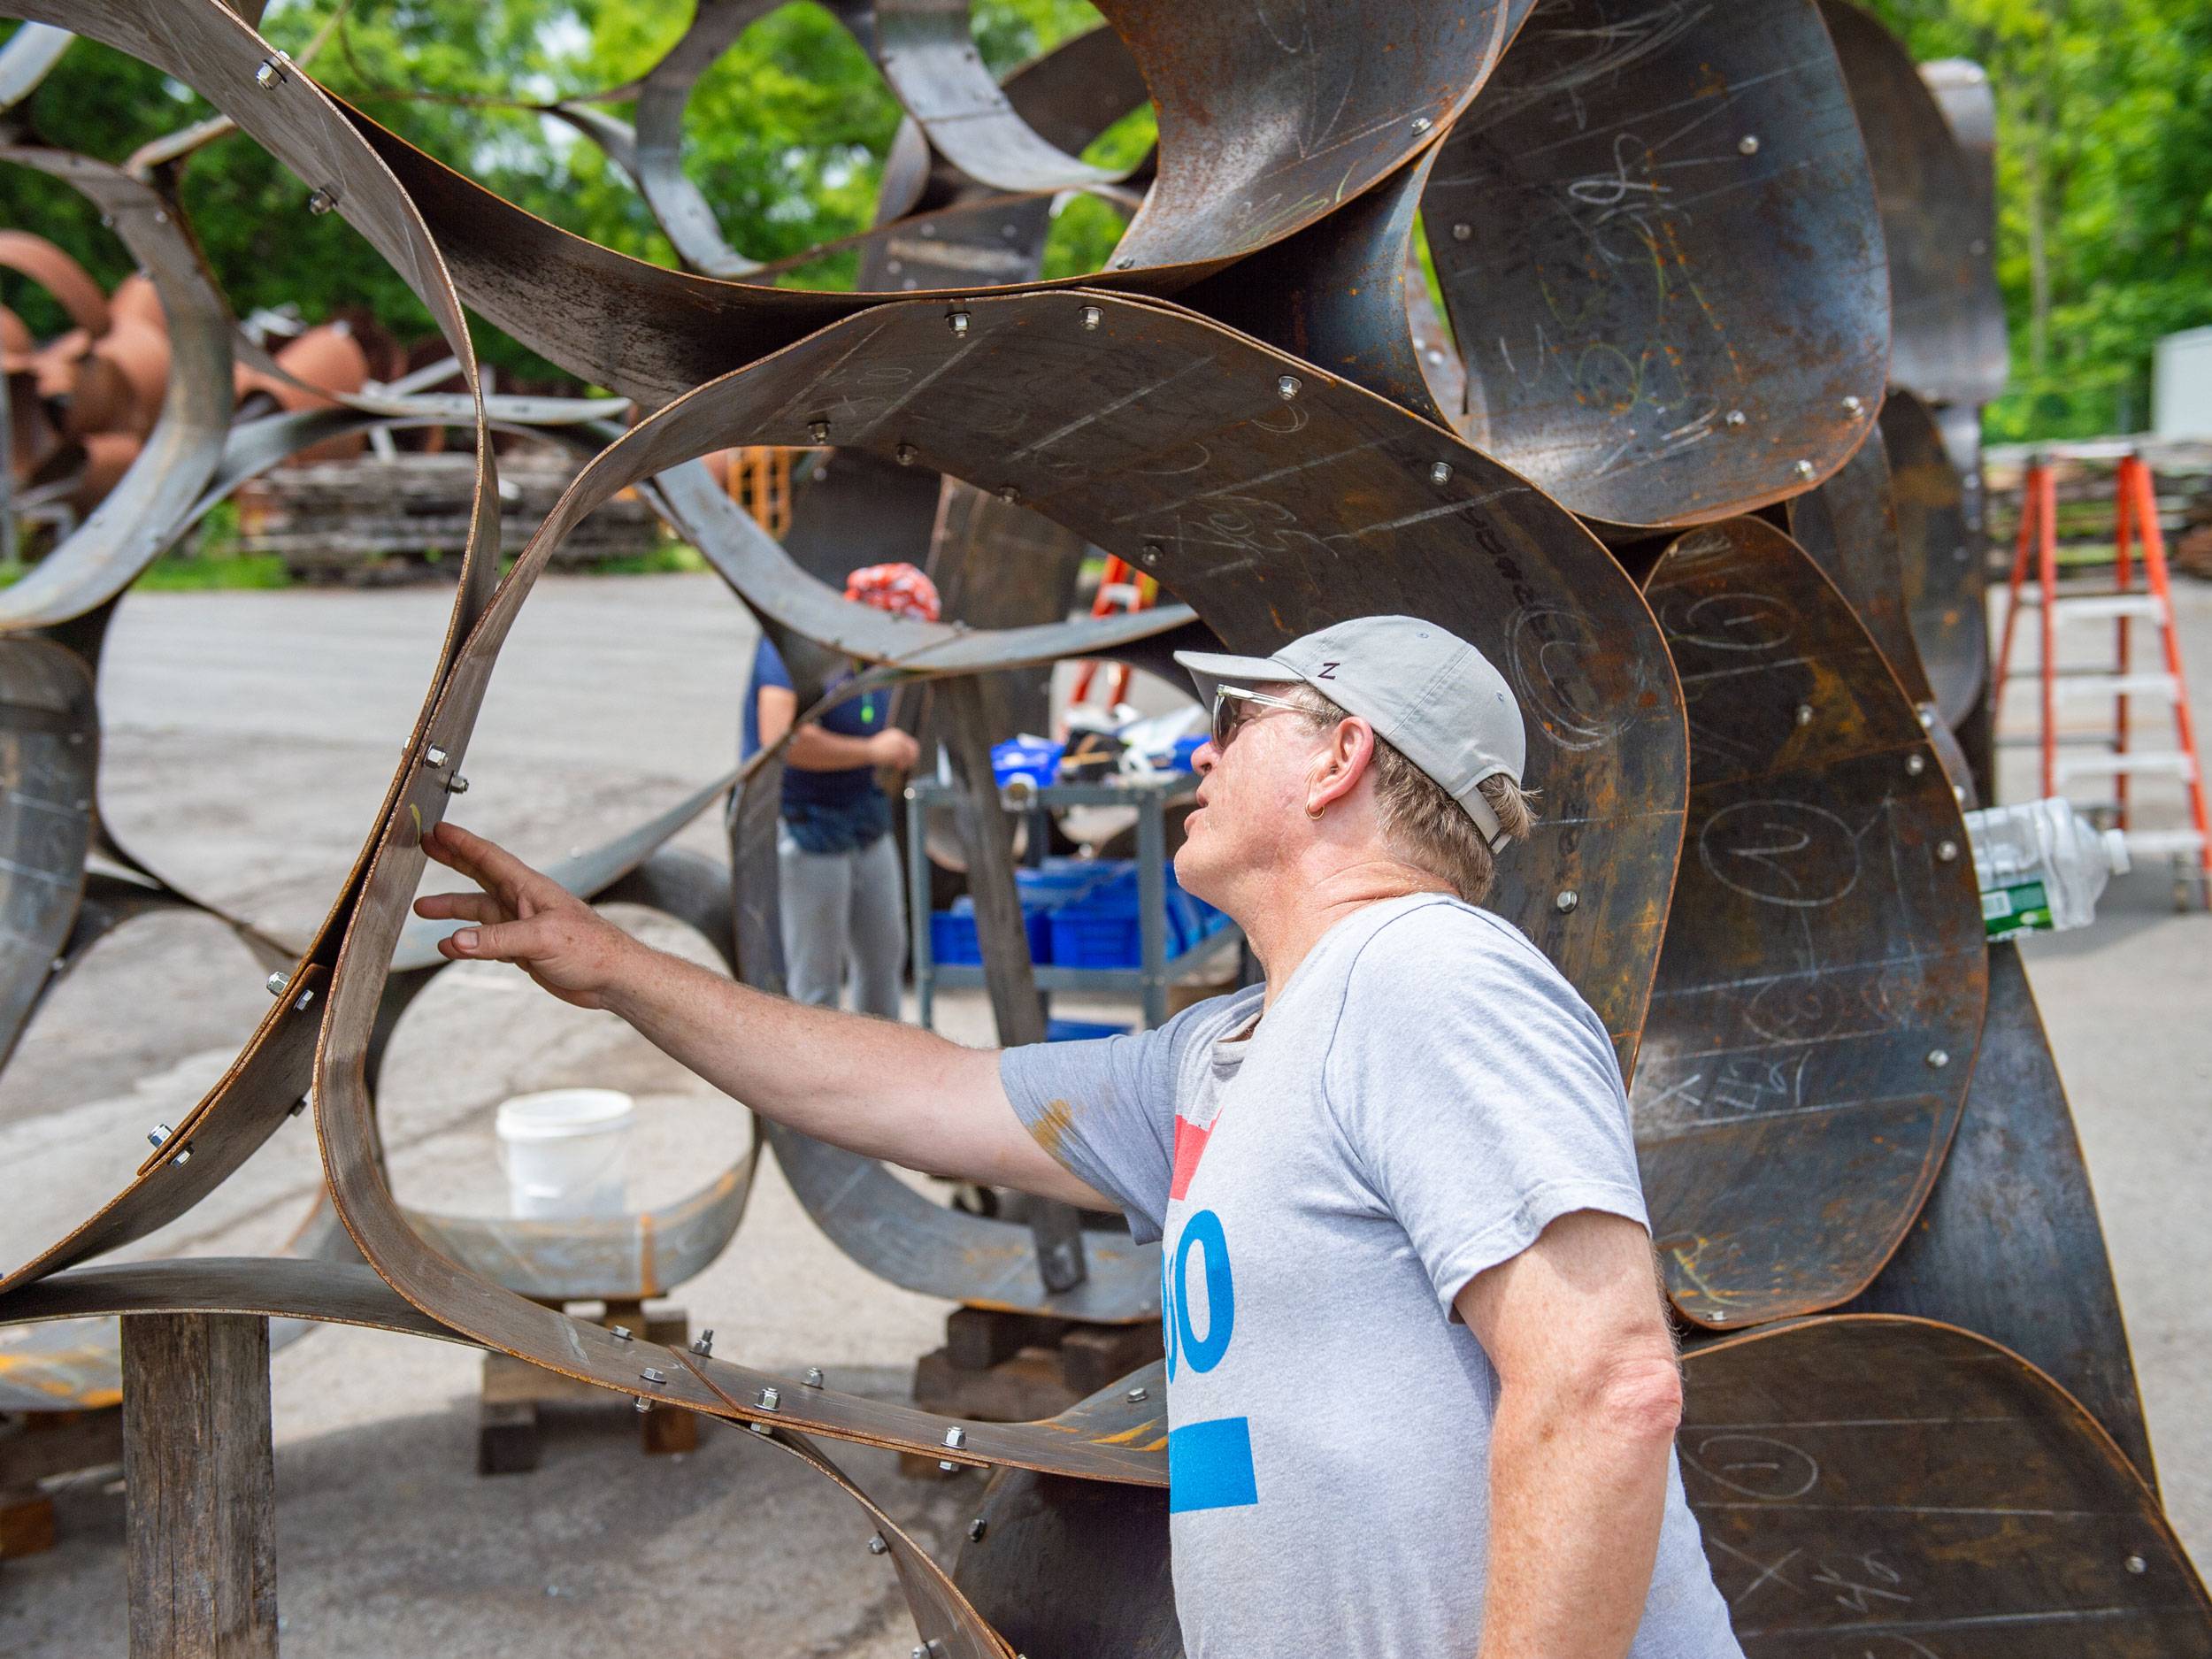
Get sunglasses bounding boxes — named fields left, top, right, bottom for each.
left=1210, top=683, right=1305, bottom=752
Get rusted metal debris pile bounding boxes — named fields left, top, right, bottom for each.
left=0, top=2, right=2207, bottom=1653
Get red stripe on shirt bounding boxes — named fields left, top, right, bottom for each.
left=1170, top=1114, right=1211, bottom=1202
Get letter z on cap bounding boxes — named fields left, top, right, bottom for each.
left=1174, top=616, right=1527, bottom=850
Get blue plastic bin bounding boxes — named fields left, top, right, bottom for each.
left=931, top=895, right=1052, bottom=964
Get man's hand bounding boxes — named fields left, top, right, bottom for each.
left=415, top=821, right=645, bottom=1010
left=1456, top=1210, right=1683, bottom=1659
left=411, top=819, right=1114, bottom=1211
left=867, top=727, right=921, bottom=771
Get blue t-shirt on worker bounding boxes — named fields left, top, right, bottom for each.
left=745, top=635, right=894, bottom=850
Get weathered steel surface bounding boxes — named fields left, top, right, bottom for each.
left=1881, top=386, right=1986, bottom=732
left=1785, top=420, right=1938, bottom=709
left=1424, top=0, right=1888, bottom=528
left=1824, top=0, right=2009, bottom=412
left=0, top=635, right=97, bottom=1075
left=1634, top=518, right=1984, bottom=1328
left=1841, top=944, right=2155, bottom=1485
left=1686, top=1317, right=2211, bottom=1655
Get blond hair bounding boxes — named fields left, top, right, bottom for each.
left=1287, top=686, right=1535, bottom=903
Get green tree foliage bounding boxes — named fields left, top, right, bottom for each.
left=1870, top=0, right=2212, bottom=439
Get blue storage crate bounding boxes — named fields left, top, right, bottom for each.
left=932, top=895, right=1052, bottom=964
left=1048, top=911, right=1145, bottom=969
left=930, top=906, right=982, bottom=965
left=1047, top=1017, right=1130, bottom=1042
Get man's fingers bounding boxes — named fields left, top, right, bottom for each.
left=440, top=916, right=544, bottom=964
left=412, top=890, right=501, bottom=924
left=425, top=821, right=557, bottom=904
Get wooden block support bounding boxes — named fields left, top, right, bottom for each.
left=120, top=1312, right=276, bottom=1659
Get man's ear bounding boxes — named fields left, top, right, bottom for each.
left=1306, top=718, right=1373, bottom=817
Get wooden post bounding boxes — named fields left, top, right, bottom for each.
left=938, top=674, right=1088, bottom=1293
left=120, top=1313, right=277, bottom=1659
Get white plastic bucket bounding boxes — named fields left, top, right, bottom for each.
left=495, top=1088, right=634, bottom=1220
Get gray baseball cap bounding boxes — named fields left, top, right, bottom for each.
left=1174, top=616, right=1527, bottom=849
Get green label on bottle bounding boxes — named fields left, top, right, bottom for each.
left=1983, top=879, right=2054, bottom=941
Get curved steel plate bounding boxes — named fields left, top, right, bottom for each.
left=1784, top=418, right=1937, bottom=707
left=1882, top=386, right=1985, bottom=730
left=1634, top=517, right=1985, bottom=1327
left=1423, top=0, right=1887, bottom=528
left=1823, top=0, right=2008, bottom=410
left=1687, top=1316, right=2211, bottom=1654
left=1841, top=944, right=2155, bottom=1485
left=0, top=635, right=97, bottom=1073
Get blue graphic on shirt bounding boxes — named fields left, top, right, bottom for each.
left=1168, top=1416, right=1257, bottom=1513
left=1162, top=1206, right=1258, bottom=1511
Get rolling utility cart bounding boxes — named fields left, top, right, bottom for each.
left=905, top=770, right=1243, bottom=1032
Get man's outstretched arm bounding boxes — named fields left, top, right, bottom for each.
left=415, top=820, right=1110, bottom=1206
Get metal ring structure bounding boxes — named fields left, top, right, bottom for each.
left=0, top=0, right=2204, bottom=1651
left=1633, top=515, right=1985, bottom=1330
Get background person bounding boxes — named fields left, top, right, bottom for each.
left=423, top=614, right=1740, bottom=1658
left=741, top=562, right=931, bottom=1018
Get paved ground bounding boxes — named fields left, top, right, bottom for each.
left=0, top=570, right=2207, bottom=1655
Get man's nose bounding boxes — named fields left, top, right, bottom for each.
left=1192, top=740, right=1219, bottom=775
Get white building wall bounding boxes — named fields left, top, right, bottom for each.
left=2154, top=326, right=2212, bottom=438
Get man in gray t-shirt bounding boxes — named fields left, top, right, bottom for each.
left=416, top=614, right=1741, bottom=1657
left=1000, top=897, right=1737, bottom=1654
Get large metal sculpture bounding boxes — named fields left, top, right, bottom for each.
left=0, top=2, right=2204, bottom=1654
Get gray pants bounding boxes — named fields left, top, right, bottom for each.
left=776, top=824, right=906, bottom=1018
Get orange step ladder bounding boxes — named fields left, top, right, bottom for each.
left=1993, top=449, right=2211, bottom=899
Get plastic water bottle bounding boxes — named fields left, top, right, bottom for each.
left=1962, top=796, right=2131, bottom=942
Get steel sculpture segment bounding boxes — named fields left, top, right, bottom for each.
left=1882, top=385, right=1987, bottom=732
left=1842, top=944, right=2157, bottom=1485
left=0, top=149, right=235, bottom=631
left=1784, top=417, right=1939, bottom=709
left=1634, top=516, right=1985, bottom=1328
left=1422, top=0, right=1888, bottom=529
left=0, top=636, right=97, bottom=1072
left=284, top=287, right=1670, bottom=1474
left=1686, top=1316, right=2212, bottom=1655
left=1823, top=0, right=2009, bottom=411
left=0, top=18, right=70, bottom=108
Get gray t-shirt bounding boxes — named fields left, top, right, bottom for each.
left=1001, top=894, right=1741, bottom=1658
